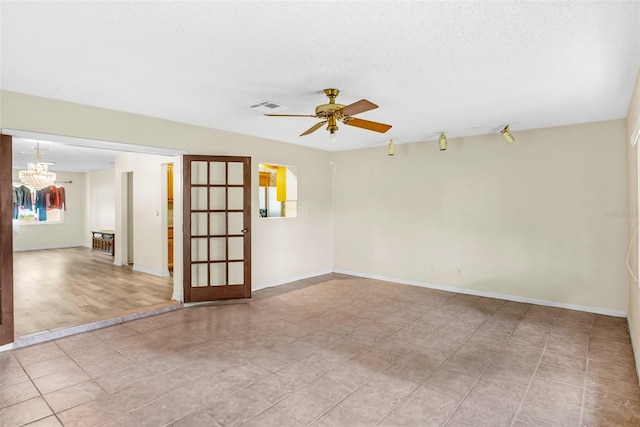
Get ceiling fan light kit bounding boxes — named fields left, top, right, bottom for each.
left=265, top=88, right=392, bottom=143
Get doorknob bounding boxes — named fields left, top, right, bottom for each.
left=241, top=228, right=250, bottom=233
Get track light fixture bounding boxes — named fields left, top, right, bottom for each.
left=501, top=125, right=515, bottom=143
left=388, top=139, right=395, bottom=156
left=439, top=133, right=447, bottom=151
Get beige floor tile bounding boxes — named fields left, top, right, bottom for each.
left=91, top=323, right=140, bottom=344
left=277, top=387, right=335, bottom=425
left=55, top=332, right=108, bottom=356
left=130, top=389, right=203, bottom=427
left=535, top=362, right=585, bottom=387
left=0, top=367, right=30, bottom=391
left=583, top=389, right=640, bottom=422
left=249, top=374, right=300, bottom=404
left=13, top=342, right=66, bottom=367
left=4, top=276, right=639, bottom=427
left=447, top=399, right=516, bottom=427
left=379, top=385, right=462, bottom=426
left=72, top=347, right=136, bottom=378
left=512, top=414, right=555, bottom=426
left=26, top=416, right=64, bottom=426
left=0, top=396, right=53, bottom=426
left=100, top=413, right=141, bottom=427
left=171, top=411, right=221, bottom=427
left=43, top=380, right=107, bottom=413
left=0, top=379, right=40, bottom=409
left=339, top=374, right=418, bottom=423
left=519, top=394, right=581, bottom=426
left=540, top=349, right=587, bottom=371
left=93, top=364, right=155, bottom=394
left=313, top=401, right=379, bottom=426
left=527, top=375, right=583, bottom=406
left=241, top=407, right=302, bottom=427
left=204, top=388, right=272, bottom=426
left=57, top=395, right=126, bottom=426
left=23, top=354, right=78, bottom=380
left=32, top=365, right=91, bottom=395
left=303, top=374, right=355, bottom=403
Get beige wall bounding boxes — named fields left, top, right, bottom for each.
left=85, top=167, right=116, bottom=247
left=1, top=90, right=334, bottom=292
left=114, top=152, right=173, bottom=277
left=2, top=89, right=632, bottom=317
left=627, top=68, right=640, bottom=379
left=12, top=170, right=87, bottom=250
left=333, top=120, right=628, bottom=314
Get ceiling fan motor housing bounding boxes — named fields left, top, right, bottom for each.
left=315, top=103, right=346, bottom=118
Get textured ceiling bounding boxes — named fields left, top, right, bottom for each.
left=2, top=1, right=640, bottom=156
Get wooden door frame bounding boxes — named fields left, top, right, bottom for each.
left=182, top=155, right=252, bottom=303
left=0, top=134, right=15, bottom=345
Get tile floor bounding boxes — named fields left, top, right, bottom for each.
left=1, top=274, right=639, bottom=426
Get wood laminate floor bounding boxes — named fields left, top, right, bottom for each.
left=13, top=247, right=174, bottom=337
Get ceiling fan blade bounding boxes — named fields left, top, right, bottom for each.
left=344, top=117, right=392, bottom=133
left=337, top=99, right=378, bottom=117
left=300, top=121, right=327, bottom=136
left=264, top=114, right=318, bottom=117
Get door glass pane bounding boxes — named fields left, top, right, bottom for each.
left=229, top=262, right=244, bottom=285
left=228, top=212, right=244, bottom=235
left=228, top=237, right=243, bottom=260
left=191, top=213, right=208, bottom=236
left=209, top=162, right=225, bottom=185
left=228, top=162, right=243, bottom=185
left=191, top=187, right=208, bottom=210
left=210, top=263, right=226, bottom=286
left=191, top=238, right=208, bottom=262
left=209, top=213, right=226, bottom=235
left=228, top=187, right=243, bottom=210
left=209, top=187, right=226, bottom=210
left=209, top=237, right=226, bottom=261
left=191, top=161, right=208, bottom=185
left=192, top=264, right=208, bottom=287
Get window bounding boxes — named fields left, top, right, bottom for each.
left=258, top=163, right=297, bottom=218
left=12, top=184, right=65, bottom=224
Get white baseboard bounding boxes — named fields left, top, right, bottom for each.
left=334, top=269, right=628, bottom=318
left=132, top=264, right=170, bottom=277
left=252, top=269, right=333, bottom=292
left=13, top=243, right=84, bottom=252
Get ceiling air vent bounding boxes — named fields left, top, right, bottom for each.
left=247, top=100, right=288, bottom=114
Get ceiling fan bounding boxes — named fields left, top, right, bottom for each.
left=265, top=89, right=392, bottom=141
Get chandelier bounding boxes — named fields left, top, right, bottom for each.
left=19, top=143, right=56, bottom=190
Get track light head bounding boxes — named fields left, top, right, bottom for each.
left=501, top=125, right=515, bottom=143
left=439, top=133, right=447, bottom=151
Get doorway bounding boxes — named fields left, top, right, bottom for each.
left=4, top=130, right=186, bottom=342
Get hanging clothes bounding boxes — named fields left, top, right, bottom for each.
left=35, top=189, right=47, bottom=222
left=18, top=185, right=33, bottom=210
left=58, top=186, right=66, bottom=210
left=44, top=185, right=66, bottom=210
left=12, top=186, right=19, bottom=219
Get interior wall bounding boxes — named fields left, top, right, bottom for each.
left=333, top=120, right=628, bottom=314
left=1, top=90, right=334, bottom=290
left=11, top=170, right=87, bottom=251
left=114, top=152, right=172, bottom=276
left=626, top=68, right=640, bottom=379
left=84, top=167, right=115, bottom=247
